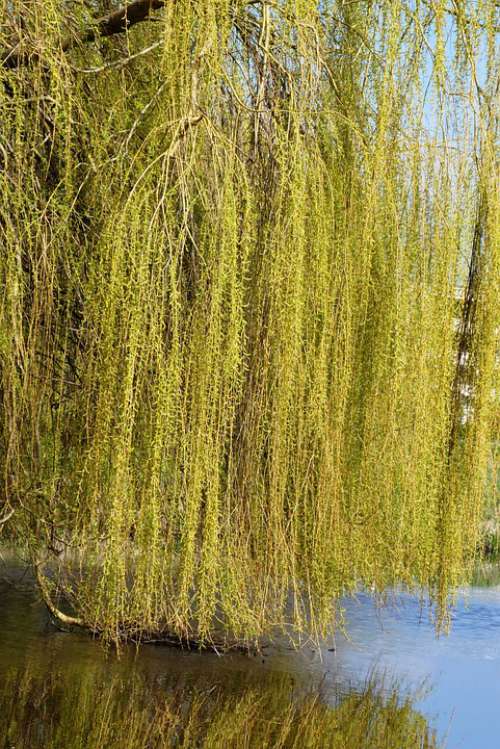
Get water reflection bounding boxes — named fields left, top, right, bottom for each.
left=0, top=563, right=439, bottom=748
left=1, top=662, right=439, bottom=749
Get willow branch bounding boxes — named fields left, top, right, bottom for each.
left=1, top=0, right=167, bottom=70
left=35, top=562, right=85, bottom=628
left=35, top=560, right=249, bottom=650
left=73, top=39, right=162, bottom=73
left=0, top=506, right=14, bottom=527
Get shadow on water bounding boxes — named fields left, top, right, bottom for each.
left=0, top=560, right=440, bottom=749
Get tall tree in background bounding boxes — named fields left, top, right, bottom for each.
left=0, top=0, right=498, bottom=646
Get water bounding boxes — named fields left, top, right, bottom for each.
left=1, top=560, right=499, bottom=748
left=290, top=585, right=500, bottom=748
left=331, top=588, right=500, bottom=748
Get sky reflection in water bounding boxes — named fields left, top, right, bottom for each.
left=323, top=586, right=500, bottom=749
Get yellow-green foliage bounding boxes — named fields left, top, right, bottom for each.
left=0, top=1, right=498, bottom=644
left=1, top=664, right=440, bottom=748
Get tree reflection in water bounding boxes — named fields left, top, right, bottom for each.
left=1, top=661, right=438, bottom=748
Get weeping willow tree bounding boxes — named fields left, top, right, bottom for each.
left=0, top=0, right=498, bottom=647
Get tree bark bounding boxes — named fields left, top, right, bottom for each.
left=35, top=562, right=85, bottom=628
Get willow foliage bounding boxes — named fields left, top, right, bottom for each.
left=0, top=1, right=498, bottom=646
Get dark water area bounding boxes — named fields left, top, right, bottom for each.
left=1, top=558, right=499, bottom=748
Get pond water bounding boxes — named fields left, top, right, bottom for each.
left=0, top=559, right=499, bottom=748
left=324, top=587, right=500, bottom=748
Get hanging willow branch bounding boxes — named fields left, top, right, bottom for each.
left=1, top=0, right=498, bottom=648
left=34, top=560, right=251, bottom=651
left=0, top=505, right=14, bottom=527
left=1, top=0, right=167, bottom=69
